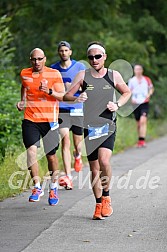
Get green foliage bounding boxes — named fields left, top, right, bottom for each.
left=0, top=0, right=167, bottom=200
left=0, top=0, right=167, bottom=159
left=1, top=0, right=166, bottom=92
left=151, top=76, right=167, bottom=118
left=0, top=15, right=22, bottom=160
left=1, top=0, right=167, bottom=78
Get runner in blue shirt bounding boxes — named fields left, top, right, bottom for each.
left=51, top=41, right=85, bottom=189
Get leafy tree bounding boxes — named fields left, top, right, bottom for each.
left=0, top=0, right=167, bottom=149
left=0, top=15, right=22, bottom=161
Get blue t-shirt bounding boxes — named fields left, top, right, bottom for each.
left=51, top=60, right=86, bottom=112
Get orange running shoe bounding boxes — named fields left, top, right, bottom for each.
left=93, top=203, right=105, bottom=220
left=74, top=153, right=83, bottom=172
left=102, top=196, right=113, bottom=217
left=58, top=176, right=73, bottom=190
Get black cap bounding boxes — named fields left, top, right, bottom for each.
left=58, top=41, right=71, bottom=50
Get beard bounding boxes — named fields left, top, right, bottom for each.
left=60, top=56, right=70, bottom=62
left=33, top=65, right=41, bottom=72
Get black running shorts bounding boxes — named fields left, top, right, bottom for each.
left=133, top=102, right=149, bottom=121
left=58, top=110, right=83, bottom=136
left=22, top=119, right=59, bottom=155
left=84, top=125, right=116, bottom=161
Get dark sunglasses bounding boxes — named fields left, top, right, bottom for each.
left=30, top=56, right=45, bottom=62
left=88, top=54, right=103, bottom=60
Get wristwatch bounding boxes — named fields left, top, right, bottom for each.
left=48, top=88, right=53, bottom=95
left=116, top=102, right=121, bottom=109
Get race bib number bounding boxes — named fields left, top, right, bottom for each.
left=70, top=108, right=83, bottom=116
left=88, top=123, right=109, bottom=140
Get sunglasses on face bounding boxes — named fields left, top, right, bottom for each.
left=30, top=56, right=45, bottom=62
left=87, top=54, right=103, bottom=60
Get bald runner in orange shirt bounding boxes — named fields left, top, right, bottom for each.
left=17, top=48, right=65, bottom=206
left=21, top=67, right=63, bottom=123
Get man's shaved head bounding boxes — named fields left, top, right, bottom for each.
left=29, top=48, right=46, bottom=72
left=30, top=48, right=45, bottom=58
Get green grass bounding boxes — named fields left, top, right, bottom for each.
left=0, top=118, right=167, bottom=201
left=114, top=116, right=167, bottom=153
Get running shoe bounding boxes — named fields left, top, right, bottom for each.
left=93, top=203, right=105, bottom=220
left=29, top=187, right=44, bottom=202
left=137, top=140, right=146, bottom=148
left=59, top=176, right=73, bottom=190
left=48, top=188, right=59, bottom=206
left=74, top=152, right=83, bottom=172
left=102, top=196, right=113, bottom=217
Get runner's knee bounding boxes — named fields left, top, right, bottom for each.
left=140, top=115, right=147, bottom=124
left=99, top=158, right=110, bottom=169
left=46, top=154, right=56, bottom=162
left=27, top=145, right=37, bottom=159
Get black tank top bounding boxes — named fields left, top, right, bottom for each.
left=82, top=69, right=116, bottom=127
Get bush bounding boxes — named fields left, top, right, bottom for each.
left=0, top=15, right=22, bottom=161
left=151, top=76, right=167, bottom=118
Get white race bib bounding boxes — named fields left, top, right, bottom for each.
left=70, top=108, right=83, bottom=117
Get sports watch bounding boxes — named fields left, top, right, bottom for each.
left=48, top=89, right=53, bottom=95
left=116, top=102, right=121, bottom=109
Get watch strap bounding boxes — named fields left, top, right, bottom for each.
left=48, top=88, right=53, bottom=95
left=116, top=102, right=121, bottom=109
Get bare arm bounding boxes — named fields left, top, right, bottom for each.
left=21, top=85, right=26, bottom=101
left=107, top=70, right=131, bottom=112
left=16, top=85, right=26, bottom=111
left=148, top=86, right=154, bottom=97
left=39, top=79, right=65, bottom=101
left=114, top=70, right=131, bottom=106
left=51, top=90, right=65, bottom=101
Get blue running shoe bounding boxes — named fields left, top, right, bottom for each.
left=29, top=187, right=44, bottom=202
left=48, top=188, right=59, bottom=206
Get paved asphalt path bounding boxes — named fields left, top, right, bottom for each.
left=0, top=136, right=167, bottom=252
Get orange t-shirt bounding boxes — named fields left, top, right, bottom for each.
left=20, top=66, right=64, bottom=122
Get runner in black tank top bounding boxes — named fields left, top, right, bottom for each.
left=82, top=68, right=117, bottom=162
left=63, top=41, right=131, bottom=220
left=83, top=68, right=116, bottom=126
